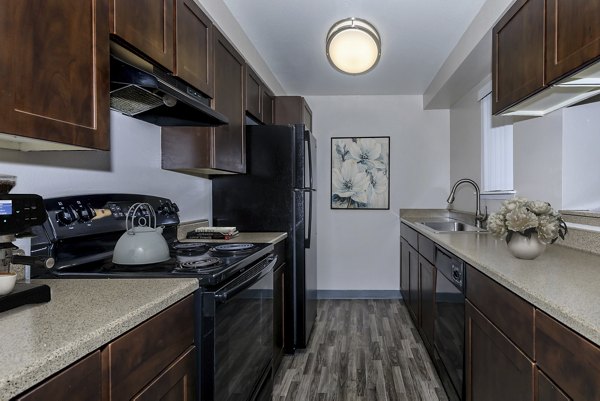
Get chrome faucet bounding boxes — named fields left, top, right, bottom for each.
left=447, top=178, right=487, bottom=228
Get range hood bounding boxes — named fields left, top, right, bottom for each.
left=109, top=43, right=228, bottom=127
left=502, top=61, right=600, bottom=117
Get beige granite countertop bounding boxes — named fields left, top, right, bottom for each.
left=400, top=209, right=600, bottom=347
left=0, top=278, right=198, bottom=400
left=177, top=221, right=287, bottom=244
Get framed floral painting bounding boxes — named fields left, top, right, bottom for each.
left=331, top=136, right=390, bottom=209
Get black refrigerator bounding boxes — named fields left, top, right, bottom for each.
left=212, top=124, right=317, bottom=351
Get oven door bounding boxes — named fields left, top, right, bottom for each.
left=202, top=255, right=276, bottom=401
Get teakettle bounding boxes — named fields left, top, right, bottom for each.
left=112, top=203, right=170, bottom=265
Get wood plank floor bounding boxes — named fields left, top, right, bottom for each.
left=273, top=299, right=448, bottom=401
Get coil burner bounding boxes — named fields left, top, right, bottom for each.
left=211, top=243, right=256, bottom=255
left=176, top=257, right=222, bottom=272
left=171, top=241, right=210, bottom=257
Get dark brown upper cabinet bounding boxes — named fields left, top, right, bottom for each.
left=245, top=65, right=275, bottom=124
left=492, top=0, right=545, bottom=114
left=0, top=0, right=110, bottom=150
left=546, top=0, right=600, bottom=84
left=110, top=0, right=175, bottom=71
left=111, top=0, right=214, bottom=97
left=275, top=96, right=313, bottom=131
left=493, top=0, right=600, bottom=115
left=174, top=0, right=214, bottom=98
left=162, top=29, right=246, bottom=175
left=262, top=87, right=275, bottom=125
left=246, top=66, right=262, bottom=121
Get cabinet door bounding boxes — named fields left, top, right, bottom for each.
left=16, top=351, right=102, bottom=401
left=246, top=66, right=262, bottom=121
left=536, top=369, right=570, bottom=401
left=465, top=301, right=534, bottom=401
left=407, top=243, right=420, bottom=325
left=175, top=0, right=213, bottom=97
left=492, top=0, right=545, bottom=114
left=400, top=238, right=410, bottom=303
left=274, top=96, right=313, bottom=131
left=273, top=263, right=285, bottom=372
left=546, top=0, right=600, bottom=83
left=262, top=88, right=275, bottom=125
left=419, top=256, right=435, bottom=352
left=536, top=310, right=600, bottom=401
left=0, top=0, right=109, bottom=150
left=110, top=0, right=174, bottom=71
left=132, top=346, right=196, bottom=401
left=212, top=29, right=246, bottom=173
left=105, top=296, right=194, bottom=401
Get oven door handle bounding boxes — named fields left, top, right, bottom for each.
left=214, top=255, right=277, bottom=303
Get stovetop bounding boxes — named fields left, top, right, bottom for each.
left=50, top=241, right=273, bottom=286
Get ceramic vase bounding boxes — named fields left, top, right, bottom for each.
left=507, top=232, right=546, bottom=260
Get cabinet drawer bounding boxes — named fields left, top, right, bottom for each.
left=105, top=295, right=195, bottom=401
left=466, top=266, right=534, bottom=358
left=132, top=346, right=196, bottom=401
left=536, top=310, right=600, bottom=401
left=400, top=222, right=418, bottom=250
left=418, top=234, right=435, bottom=264
left=16, top=351, right=102, bottom=401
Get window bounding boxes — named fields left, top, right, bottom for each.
left=480, top=92, right=514, bottom=192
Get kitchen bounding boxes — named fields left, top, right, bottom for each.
left=1, top=0, right=600, bottom=400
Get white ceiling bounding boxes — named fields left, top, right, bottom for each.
left=223, top=0, right=488, bottom=96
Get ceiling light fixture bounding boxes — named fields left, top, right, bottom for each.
left=326, top=18, right=381, bottom=75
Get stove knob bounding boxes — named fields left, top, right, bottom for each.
left=158, top=202, right=173, bottom=215
left=79, top=204, right=96, bottom=222
left=56, top=205, right=79, bottom=225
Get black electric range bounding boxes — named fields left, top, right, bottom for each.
left=29, top=193, right=275, bottom=401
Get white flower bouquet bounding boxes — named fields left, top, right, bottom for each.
left=487, top=197, right=568, bottom=244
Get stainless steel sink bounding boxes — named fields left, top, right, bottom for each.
left=416, top=220, right=487, bottom=233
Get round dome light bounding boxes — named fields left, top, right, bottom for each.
left=326, top=18, right=381, bottom=75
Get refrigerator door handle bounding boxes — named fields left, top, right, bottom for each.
left=306, top=190, right=312, bottom=248
left=305, top=130, right=314, bottom=190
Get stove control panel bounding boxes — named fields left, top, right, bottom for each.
left=35, top=194, right=180, bottom=239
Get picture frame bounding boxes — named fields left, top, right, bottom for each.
left=331, top=136, right=390, bottom=210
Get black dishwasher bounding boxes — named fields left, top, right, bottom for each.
left=433, top=246, right=465, bottom=401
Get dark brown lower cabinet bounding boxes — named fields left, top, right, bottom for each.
left=535, top=310, right=600, bottom=401
left=273, top=262, right=285, bottom=372
left=105, top=296, right=195, bottom=401
left=419, top=255, right=435, bottom=352
left=537, top=369, right=570, bottom=401
left=465, top=300, right=534, bottom=401
left=407, top=243, right=420, bottom=324
left=13, top=296, right=195, bottom=401
left=399, top=238, right=410, bottom=302
left=15, top=351, right=102, bottom=401
left=132, top=346, right=196, bottom=401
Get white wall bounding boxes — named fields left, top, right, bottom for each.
left=449, top=84, right=482, bottom=213
left=306, top=95, right=450, bottom=291
left=0, top=112, right=212, bottom=222
left=513, top=110, right=563, bottom=209
left=562, top=102, right=600, bottom=210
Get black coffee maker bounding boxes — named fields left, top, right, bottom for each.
left=0, top=175, right=52, bottom=312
